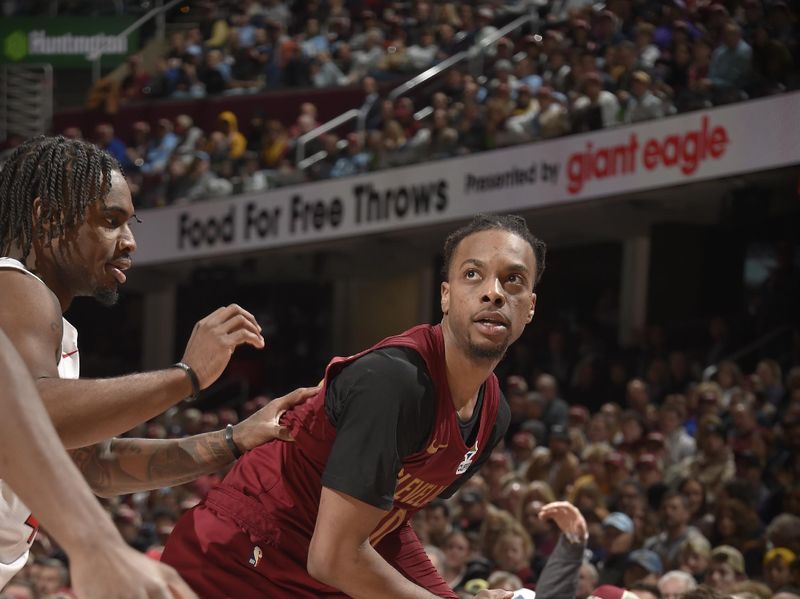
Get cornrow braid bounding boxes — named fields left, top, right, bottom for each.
left=0, top=135, right=121, bottom=261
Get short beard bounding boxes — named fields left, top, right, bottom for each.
left=466, top=339, right=508, bottom=362
left=93, top=286, right=119, bottom=306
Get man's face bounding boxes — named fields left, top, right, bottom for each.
left=426, top=506, right=449, bottom=534
left=34, top=565, right=64, bottom=594
left=441, top=229, right=536, bottom=362
left=707, top=561, right=739, bottom=591
left=44, top=170, right=136, bottom=305
left=663, top=497, right=688, bottom=528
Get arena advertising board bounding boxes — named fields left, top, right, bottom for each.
left=133, top=92, right=800, bottom=265
left=0, top=18, right=137, bottom=67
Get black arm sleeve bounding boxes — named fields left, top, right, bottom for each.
left=438, top=391, right=511, bottom=499
left=321, top=347, right=436, bottom=511
left=534, top=535, right=585, bottom=599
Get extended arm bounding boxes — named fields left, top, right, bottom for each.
left=534, top=502, right=588, bottom=599
left=308, top=487, right=442, bottom=599
left=0, top=328, right=197, bottom=599
left=70, top=386, right=317, bottom=497
left=0, top=271, right=264, bottom=448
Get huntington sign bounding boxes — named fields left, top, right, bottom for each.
left=0, top=18, right=137, bottom=67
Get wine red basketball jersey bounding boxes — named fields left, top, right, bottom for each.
left=189, top=323, right=501, bottom=596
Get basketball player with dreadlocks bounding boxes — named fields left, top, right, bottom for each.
left=0, top=135, right=316, bottom=588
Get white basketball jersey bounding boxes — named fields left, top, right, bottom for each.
left=0, top=257, right=79, bottom=587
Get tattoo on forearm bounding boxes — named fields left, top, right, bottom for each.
left=70, top=431, right=234, bottom=496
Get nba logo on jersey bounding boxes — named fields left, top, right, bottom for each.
left=456, top=443, right=478, bottom=475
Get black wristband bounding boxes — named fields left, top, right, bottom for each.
left=172, top=362, right=200, bottom=401
left=225, top=424, right=244, bottom=459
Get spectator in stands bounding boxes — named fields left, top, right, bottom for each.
left=707, top=546, right=747, bottom=593
left=534, top=87, right=570, bottom=139
left=763, top=548, right=797, bottom=593
left=597, top=512, right=636, bottom=586
left=168, top=150, right=233, bottom=203
left=659, top=569, right=698, bottom=599
left=141, top=118, right=179, bottom=175
left=407, top=29, right=439, bottom=71
left=94, top=123, right=129, bottom=169
left=668, top=416, right=735, bottom=503
left=572, top=72, right=620, bottom=133
left=535, top=374, right=569, bottom=431
left=579, top=562, right=601, bottom=599
left=706, top=21, right=753, bottom=103
left=645, top=491, right=705, bottom=571
left=623, top=71, right=666, bottom=124
left=677, top=535, right=712, bottom=584
left=660, top=400, right=696, bottom=468
left=216, top=111, right=247, bottom=160
left=624, top=549, right=664, bottom=588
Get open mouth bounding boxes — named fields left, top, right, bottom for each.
left=473, top=312, right=509, bottom=335
left=106, top=258, right=132, bottom=284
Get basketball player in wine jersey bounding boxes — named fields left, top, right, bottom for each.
left=164, top=214, right=587, bottom=598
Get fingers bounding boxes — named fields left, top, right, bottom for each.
left=160, top=563, right=198, bottom=599
left=225, top=328, right=266, bottom=349
left=272, top=386, right=320, bottom=411
left=202, top=304, right=260, bottom=331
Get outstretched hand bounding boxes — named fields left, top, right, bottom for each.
left=181, top=304, right=265, bottom=390
left=233, top=386, right=320, bottom=451
left=538, top=501, right=588, bottom=544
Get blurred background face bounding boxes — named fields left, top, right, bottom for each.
left=493, top=534, right=527, bottom=572
left=444, top=533, right=470, bottom=571
left=707, top=561, right=738, bottom=591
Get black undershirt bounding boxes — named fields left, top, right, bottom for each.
left=321, top=346, right=510, bottom=511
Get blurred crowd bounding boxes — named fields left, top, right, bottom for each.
left=4, top=307, right=799, bottom=598
left=31, top=0, right=797, bottom=208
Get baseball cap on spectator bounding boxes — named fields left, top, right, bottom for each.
left=589, top=585, right=638, bottom=599
left=549, top=424, right=569, bottom=441
left=764, top=547, right=796, bottom=566
left=632, top=71, right=651, bottom=86
left=536, top=86, right=554, bottom=99
left=477, top=7, right=494, bottom=20
left=569, top=405, right=590, bottom=424
left=628, top=549, right=663, bottom=575
left=711, top=546, right=745, bottom=575
left=523, top=34, right=542, bottom=45
left=522, top=419, right=547, bottom=443
left=603, top=512, right=634, bottom=534
left=460, top=490, right=484, bottom=505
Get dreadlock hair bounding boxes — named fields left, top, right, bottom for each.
left=441, top=213, right=546, bottom=286
left=0, top=135, right=121, bottom=261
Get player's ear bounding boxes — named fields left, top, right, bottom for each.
left=526, top=292, right=536, bottom=323
left=440, top=281, right=450, bottom=315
